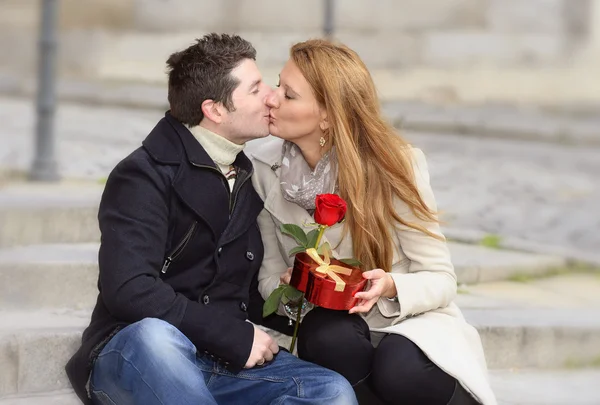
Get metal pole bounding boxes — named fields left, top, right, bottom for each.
left=30, top=0, right=60, bottom=181
left=324, top=0, right=334, bottom=40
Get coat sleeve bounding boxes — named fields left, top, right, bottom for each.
left=98, top=155, right=253, bottom=372
left=256, top=209, right=290, bottom=300
left=376, top=148, right=457, bottom=323
left=251, top=164, right=290, bottom=301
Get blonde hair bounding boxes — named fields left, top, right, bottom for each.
left=290, top=39, right=442, bottom=272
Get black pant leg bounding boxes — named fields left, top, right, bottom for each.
left=371, top=334, right=456, bottom=405
left=297, top=307, right=374, bottom=385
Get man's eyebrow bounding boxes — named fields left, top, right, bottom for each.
left=248, top=79, right=261, bottom=91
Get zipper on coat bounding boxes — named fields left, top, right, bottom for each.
left=161, top=221, right=198, bottom=273
left=229, top=168, right=252, bottom=215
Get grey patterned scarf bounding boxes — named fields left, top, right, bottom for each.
left=279, top=141, right=338, bottom=210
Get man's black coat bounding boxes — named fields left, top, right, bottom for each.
left=66, top=112, right=265, bottom=403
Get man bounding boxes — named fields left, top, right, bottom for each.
left=66, top=33, right=357, bottom=405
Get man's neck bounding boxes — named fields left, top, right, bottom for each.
left=186, top=124, right=244, bottom=166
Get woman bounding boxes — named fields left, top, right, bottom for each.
left=251, top=39, right=496, bottom=405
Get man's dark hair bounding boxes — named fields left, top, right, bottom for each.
left=166, top=33, right=257, bottom=126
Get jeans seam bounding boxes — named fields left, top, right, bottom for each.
left=209, top=369, right=287, bottom=383
left=99, top=350, right=166, bottom=405
left=194, top=361, right=215, bottom=388
left=292, top=376, right=303, bottom=398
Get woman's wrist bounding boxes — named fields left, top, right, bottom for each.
left=382, top=273, right=397, bottom=299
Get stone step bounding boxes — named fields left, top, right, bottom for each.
left=464, top=308, right=600, bottom=370
left=0, top=310, right=89, bottom=398
left=1, top=307, right=599, bottom=398
left=2, top=369, right=600, bottom=405
left=0, top=244, right=99, bottom=310
left=266, top=306, right=600, bottom=370
left=455, top=273, right=600, bottom=310
left=0, top=183, right=102, bottom=247
left=490, top=369, right=600, bottom=405
left=0, top=390, right=79, bottom=405
left=0, top=240, right=568, bottom=310
left=449, top=243, right=567, bottom=284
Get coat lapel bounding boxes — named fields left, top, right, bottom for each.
left=143, top=113, right=230, bottom=239
left=172, top=162, right=229, bottom=240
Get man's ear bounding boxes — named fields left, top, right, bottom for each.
left=201, top=99, right=226, bottom=125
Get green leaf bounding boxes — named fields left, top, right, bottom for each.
left=317, top=242, right=333, bottom=256
left=263, top=285, right=286, bottom=317
left=339, top=258, right=363, bottom=267
left=288, top=246, right=307, bottom=256
left=306, top=229, right=320, bottom=249
left=282, top=285, right=303, bottom=301
left=280, top=224, right=308, bottom=247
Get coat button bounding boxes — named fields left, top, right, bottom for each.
left=246, top=251, right=254, bottom=261
left=217, top=247, right=223, bottom=256
left=203, top=295, right=210, bottom=305
left=240, top=302, right=247, bottom=312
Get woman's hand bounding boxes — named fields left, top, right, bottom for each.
left=280, top=267, right=293, bottom=285
left=349, top=269, right=397, bottom=314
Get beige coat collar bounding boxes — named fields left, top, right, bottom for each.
left=252, top=138, right=348, bottom=255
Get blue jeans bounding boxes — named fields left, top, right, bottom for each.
left=90, top=318, right=357, bottom=405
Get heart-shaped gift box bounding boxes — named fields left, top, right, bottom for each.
left=290, top=250, right=367, bottom=310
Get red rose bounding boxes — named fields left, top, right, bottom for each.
left=314, top=194, right=347, bottom=227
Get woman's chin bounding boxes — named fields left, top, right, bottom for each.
left=268, top=126, right=284, bottom=139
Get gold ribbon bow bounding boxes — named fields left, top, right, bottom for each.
left=305, top=248, right=352, bottom=292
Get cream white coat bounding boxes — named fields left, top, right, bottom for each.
left=251, top=138, right=496, bottom=405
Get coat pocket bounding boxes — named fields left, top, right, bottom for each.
left=161, top=221, right=198, bottom=274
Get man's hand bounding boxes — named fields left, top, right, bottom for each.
left=349, top=269, right=397, bottom=314
left=279, top=267, right=293, bottom=285
left=244, top=326, right=279, bottom=368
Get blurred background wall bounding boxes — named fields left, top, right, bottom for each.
left=1, top=0, right=599, bottom=108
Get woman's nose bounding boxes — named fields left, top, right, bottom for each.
left=266, top=90, right=280, bottom=108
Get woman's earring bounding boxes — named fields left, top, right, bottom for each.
left=319, top=137, right=326, bottom=147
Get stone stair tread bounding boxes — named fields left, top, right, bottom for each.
left=0, top=306, right=598, bottom=396
left=447, top=242, right=567, bottom=284
left=0, top=309, right=90, bottom=334
left=0, top=183, right=103, bottom=209
left=462, top=308, right=600, bottom=329
left=0, top=242, right=581, bottom=311
left=0, top=243, right=99, bottom=264
left=490, top=369, right=600, bottom=405
left=0, top=390, right=79, bottom=405
left=449, top=242, right=566, bottom=270
left=0, top=244, right=99, bottom=310
left=0, top=241, right=566, bottom=279
left=456, top=273, right=600, bottom=310
left=1, top=369, right=599, bottom=405
left=1, top=305, right=590, bottom=334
